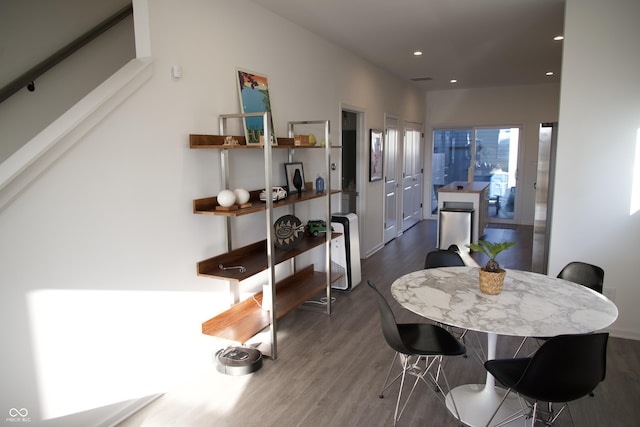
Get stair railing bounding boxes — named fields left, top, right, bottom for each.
left=0, top=3, right=133, bottom=104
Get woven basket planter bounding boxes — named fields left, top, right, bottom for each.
left=479, top=268, right=506, bottom=295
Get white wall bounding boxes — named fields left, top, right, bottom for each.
left=0, top=15, right=135, bottom=163
left=425, top=83, right=561, bottom=225
left=550, top=0, right=640, bottom=340
left=0, top=0, right=424, bottom=424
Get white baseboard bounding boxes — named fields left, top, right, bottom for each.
left=99, top=394, right=163, bottom=427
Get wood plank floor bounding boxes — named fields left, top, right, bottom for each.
left=118, top=220, right=640, bottom=427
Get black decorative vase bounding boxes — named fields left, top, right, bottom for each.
left=293, top=168, right=303, bottom=196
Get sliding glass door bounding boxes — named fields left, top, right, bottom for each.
left=431, top=127, right=520, bottom=221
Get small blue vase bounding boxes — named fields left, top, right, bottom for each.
left=315, top=175, right=325, bottom=193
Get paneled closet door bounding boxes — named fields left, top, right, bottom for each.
left=384, top=117, right=400, bottom=243
left=402, top=124, right=424, bottom=231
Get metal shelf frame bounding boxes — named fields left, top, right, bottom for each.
left=212, top=114, right=333, bottom=359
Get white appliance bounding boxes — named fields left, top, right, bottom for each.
left=330, top=213, right=361, bottom=291
left=439, top=207, right=474, bottom=252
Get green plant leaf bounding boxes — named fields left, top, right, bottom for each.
left=466, top=240, right=516, bottom=271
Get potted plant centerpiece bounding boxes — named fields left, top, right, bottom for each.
left=467, top=240, right=517, bottom=294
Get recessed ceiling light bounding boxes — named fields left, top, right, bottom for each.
left=450, top=79, right=458, bottom=83
left=554, top=35, right=564, bottom=41
left=413, top=51, right=423, bottom=56
left=546, top=71, right=554, bottom=76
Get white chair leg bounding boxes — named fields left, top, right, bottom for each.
left=434, top=360, right=461, bottom=420
left=565, top=403, right=577, bottom=427
left=397, top=358, right=425, bottom=421
left=483, top=387, right=513, bottom=427
left=403, top=356, right=443, bottom=414
left=530, top=401, right=538, bottom=427
left=513, top=337, right=527, bottom=357
left=393, top=356, right=410, bottom=426
left=547, top=403, right=569, bottom=426
left=468, top=331, right=487, bottom=364
left=379, top=352, right=400, bottom=398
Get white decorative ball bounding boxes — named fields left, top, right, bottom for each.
left=234, top=188, right=250, bottom=205
left=217, top=189, right=236, bottom=207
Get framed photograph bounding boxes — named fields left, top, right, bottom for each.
left=284, top=162, right=306, bottom=194
left=370, top=129, right=384, bottom=181
left=236, top=67, right=277, bottom=145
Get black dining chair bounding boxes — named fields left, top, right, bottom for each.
left=424, top=248, right=473, bottom=357
left=485, top=333, right=609, bottom=427
left=424, top=248, right=466, bottom=269
left=514, top=261, right=605, bottom=357
left=557, top=261, right=605, bottom=294
left=367, top=280, right=466, bottom=426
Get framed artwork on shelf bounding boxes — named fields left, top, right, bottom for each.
left=284, top=162, right=306, bottom=194
left=236, top=67, right=277, bottom=145
left=369, top=128, right=383, bottom=181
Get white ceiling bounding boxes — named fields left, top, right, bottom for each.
left=0, top=0, right=565, bottom=92
left=252, top=0, right=566, bottom=91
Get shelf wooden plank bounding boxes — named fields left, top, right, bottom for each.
left=201, top=295, right=268, bottom=343
left=190, top=134, right=247, bottom=147
left=193, top=189, right=265, bottom=216
left=201, top=265, right=341, bottom=343
left=275, top=270, right=342, bottom=318
left=189, top=134, right=295, bottom=148
left=189, top=134, right=340, bottom=149
left=193, top=184, right=341, bottom=217
left=197, top=233, right=341, bottom=281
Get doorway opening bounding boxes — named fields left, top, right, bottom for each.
left=341, top=110, right=359, bottom=214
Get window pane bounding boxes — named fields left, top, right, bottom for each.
left=431, top=126, right=519, bottom=220
left=431, top=128, right=472, bottom=213
left=474, top=127, right=519, bottom=220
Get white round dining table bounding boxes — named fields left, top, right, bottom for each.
left=391, top=266, right=618, bottom=427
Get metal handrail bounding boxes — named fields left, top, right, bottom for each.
left=0, top=3, right=133, bottom=104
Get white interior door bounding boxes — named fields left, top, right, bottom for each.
left=384, top=117, right=399, bottom=243
left=402, top=125, right=424, bottom=231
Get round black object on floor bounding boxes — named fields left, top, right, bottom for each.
left=215, top=347, right=263, bottom=376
